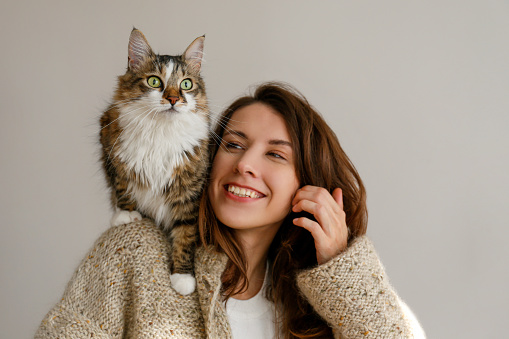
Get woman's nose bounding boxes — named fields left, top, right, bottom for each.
left=234, top=152, right=259, bottom=177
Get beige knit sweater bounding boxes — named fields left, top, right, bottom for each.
left=35, top=219, right=421, bottom=338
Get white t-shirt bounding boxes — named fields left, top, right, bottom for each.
left=225, top=270, right=275, bottom=339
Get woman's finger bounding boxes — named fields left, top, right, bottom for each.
left=293, top=215, right=326, bottom=243
left=332, top=188, right=343, bottom=211
left=292, top=199, right=320, bottom=216
left=292, top=186, right=341, bottom=215
left=292, top=199, right=332, bottom=234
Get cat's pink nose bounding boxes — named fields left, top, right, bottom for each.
left=168, top=96, right=179, bottom=105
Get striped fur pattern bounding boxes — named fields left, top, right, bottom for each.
left=99, top=29, right=209, bottom=294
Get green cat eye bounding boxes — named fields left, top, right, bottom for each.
left=147, top=76, right=162, bottom=88
left=180, top=79, right=193, bottom=90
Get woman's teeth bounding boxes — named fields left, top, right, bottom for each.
left=227, top=185, right=261, bottom=198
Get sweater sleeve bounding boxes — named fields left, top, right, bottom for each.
left=296, top=236, right=423, bottom=338
left=35, top=223, right=141, bottom=339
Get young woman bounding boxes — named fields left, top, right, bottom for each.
left=36, top=82, right=424, bottom=338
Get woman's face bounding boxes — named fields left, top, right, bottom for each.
left=208, top=103, right=300, bottom=235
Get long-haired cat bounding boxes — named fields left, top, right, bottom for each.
left=99, top=28, right=209, bottom=295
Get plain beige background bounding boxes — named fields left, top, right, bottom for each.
left=1, top=0, right=508, bottom=338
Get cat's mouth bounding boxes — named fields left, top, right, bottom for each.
left=161, top=107, right=180, bottom=115
left=162, top=107, right=180, bottom=114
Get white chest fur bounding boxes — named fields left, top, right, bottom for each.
left=116, top=98, right=208, bottom=193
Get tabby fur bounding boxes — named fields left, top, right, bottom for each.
left=99, top=28, right=209, bottom=295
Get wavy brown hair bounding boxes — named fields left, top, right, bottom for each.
left=199, top=82, right=367, bottom=338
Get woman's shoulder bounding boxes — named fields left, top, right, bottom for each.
left=36, top=219, right=206, bottom=338
left=93, top=218, right=170, bottom=255
left=77, top=218, right=172, bottom=273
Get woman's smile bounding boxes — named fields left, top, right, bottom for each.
left=225, top=183, right=265, bottom=199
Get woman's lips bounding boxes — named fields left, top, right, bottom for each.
left=224, top=184, right=265, bottom=199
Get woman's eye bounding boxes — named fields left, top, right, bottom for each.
left=180, top=78, right=193, bottom=90
left=225, top=142, right=242, bottom=150
left=268, top=152, right=286, bottom=160
left=147, top=76, right=162, bottom=88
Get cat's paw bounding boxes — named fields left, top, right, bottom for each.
left=170, top=273, right=196, bottom=295
left=110, top=210, right=142, bottom=226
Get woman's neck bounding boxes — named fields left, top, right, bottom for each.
left=231, top=228, right=276, bottom=300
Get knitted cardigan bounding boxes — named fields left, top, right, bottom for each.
left=35, top=219, right=420, bottom=338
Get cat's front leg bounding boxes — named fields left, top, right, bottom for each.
left=110, top=175, right=142, bottom=226
left=110, top=209, right=142, bottom=226
left=169, top=222, right=197, bottom=295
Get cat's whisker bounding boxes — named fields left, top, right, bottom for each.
left=204, top=111, right=226, bottom=125
left=209, top=133, right=224, bottom=147
left=209, top=131, right=234, bottom=155
left=196, top=102, right=224, bottom=108
left=101, top=97, right=150, bottom=118
left=116, top=190, right=133, bottom=203
left=106, top=128, right=125, bottom=162
left=100, top=104, right=151, bottom=131
left=137, top=107, right=159, bottom=126
left=107, top=97, right=143, bottom=110
left=198, top=109, right=221, bottom=119
left=128, top=108, right=159, bottom=145
left=106, top=108, right=148, bottom=161
left=148, top=107, right=160, bottom=125
left=196, top=107, right=223, bottom=116
left=213, top=117, right=239, bottom=133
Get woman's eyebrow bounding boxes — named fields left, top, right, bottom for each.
left=224, top=130, right=292, bottom=147
left=269, top=139, right=292, bottom=147
left=224, top=129, right=247, bottom=139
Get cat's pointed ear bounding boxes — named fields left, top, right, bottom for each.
left=184, top=35, right=205, bottom=73
left=128, top=28, right=154, bottom=71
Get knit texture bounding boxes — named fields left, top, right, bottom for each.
left=36, top=219, right=419, bottom=338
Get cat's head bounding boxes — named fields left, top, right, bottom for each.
left=113, top=28, right=208, bottom=125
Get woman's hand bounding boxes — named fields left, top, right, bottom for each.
left=291, top=186, right=348, bottom=265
